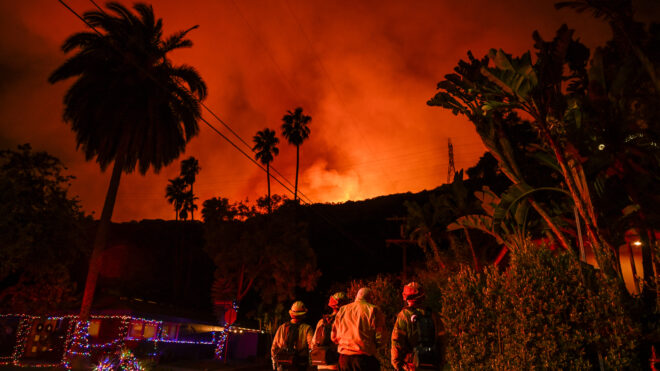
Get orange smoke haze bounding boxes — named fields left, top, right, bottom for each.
left=0, top=0, right=610, bottom=221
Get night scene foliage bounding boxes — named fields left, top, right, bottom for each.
left=404, top=0, right=660, bottom=366
left=0, top=144, right=88, bottom=313
left=48, top=1, right=207, bottom=320
left=205, top=201, right=320, bottom=323
left=3, top=0, right=656, bottom=368
left=440, top=243, right=640, bottom=369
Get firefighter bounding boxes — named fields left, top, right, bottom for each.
left=271, top=301, right=314, bottom=371
left=391, top=282, right=445, bottom=371
left=331, top=287, right=385, bottom=371
left=311, top=292, right=350, bottom=370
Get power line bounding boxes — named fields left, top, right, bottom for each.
left=68, top=0, right=314, bottom=205
left=223, top=0, right=320, bottom=203
left=58, top=1, right=416, bottom=254
left=199, top=100, right=315, bottom=204
left=86, top=0, right=314, bottom=204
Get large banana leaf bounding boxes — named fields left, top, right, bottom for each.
left=480, top=49, right=538, bottom=101
left=493, top=183, right=571, bottom=225
left=448, top=214, right=504, bottom=245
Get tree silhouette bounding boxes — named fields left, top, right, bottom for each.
left=281, top=107, right=311, bottom=202
left=206, top=209, right=320, bottom=323
left=201, top=197, right=257, bottom=223
left=166, top=177, right=187, bottom=220
left=0, top=144, right=86, bottom=313
left=253, top=128, right=279, bottom=213
left=48, top=2, right=206, bottom=322
left=202, top=197, right=236, bottom=223
left=180, top=191, right=198, bottom=221
left=180, top=156, right=200, bottom=220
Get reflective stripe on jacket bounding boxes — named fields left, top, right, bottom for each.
left=331, top=299, right=385, bottom=356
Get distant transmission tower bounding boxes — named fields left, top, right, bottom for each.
left=447, top=138, right=455, bottom=183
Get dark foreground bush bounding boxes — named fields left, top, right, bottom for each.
left=441, top=243, right=640, bottom=370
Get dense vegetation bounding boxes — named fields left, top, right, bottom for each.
left=1, top=0, right=657, bottom=368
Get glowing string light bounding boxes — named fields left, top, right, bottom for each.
left=0, top=312, right=260, bottom=368
left=214, top=300, right=239, bottom=360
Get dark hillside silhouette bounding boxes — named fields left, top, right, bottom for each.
left=82, top=188, right=447, bottom=321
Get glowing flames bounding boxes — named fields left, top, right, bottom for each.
left=303, top=159, right=362, bottom=202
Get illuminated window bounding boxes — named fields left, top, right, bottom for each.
left=129, top=321, right=144, bottom=338
left=143, top=324, right=157, bottom=339
left=88, top=320, right=101, bottom=338
left=161, top=323, right=178, bottom=340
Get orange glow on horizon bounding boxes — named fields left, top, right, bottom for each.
left=0, top=0, right=612, bottom=221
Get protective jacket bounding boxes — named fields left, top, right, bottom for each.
left=331, top=299, right=385, bottom=356
left=311, top=313, right=340, bottom=370
left=312, top=313, right=336, bottom=347
left=271, top=320, right=313, bottom=370
left=391, top=307, right=444, bottom=371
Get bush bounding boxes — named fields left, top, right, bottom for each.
left=440, top=243, right=640, bottom=370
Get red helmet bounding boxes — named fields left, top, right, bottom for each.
left=403, top=282, right=424, bottom=301
left=328, top=292, right=348, bottom=309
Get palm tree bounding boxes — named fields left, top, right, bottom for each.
left=180, top=156, right=200, bottom=220
left=281, top=107, right=311, bottom=202
left=253, top=128, right=279, bottom=213
left=166, top=177, right=187, bottom=220
left=180, top=191, right=198, bottom=221
left=48, top=2, right=207, bottom=323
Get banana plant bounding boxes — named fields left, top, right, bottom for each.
left=429, top=54, right=572, bottom=253
left=405, top=171, right=488, bottom=271
left=449, top=182, right=578, bottom=267
left=480, top=28, right=622, bottom=275
left=448, top=186, right=524, bottom=265
left=430, top=26, right=624, bottom=277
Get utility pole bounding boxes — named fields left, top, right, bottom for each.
left=385, top=217, right=416, bottom=282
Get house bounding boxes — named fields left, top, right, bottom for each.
left=0, top=298, right=265, bottom=368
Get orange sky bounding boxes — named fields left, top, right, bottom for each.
left=0, top=0, right=613, bottom=222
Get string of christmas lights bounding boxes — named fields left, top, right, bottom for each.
left=94, top=348, right=144, bottom=371
left=214, top=301, right=240, bottom=360
left=60, top=319, right=77, bottom=370
left=153, top=338, right=215, bottom=345
left=149, top=322, right=163, bottom=358
left=0, top=312, right=261, bottom=368
left=6, top=318, right=34, bottom=367
left=67, top=321, right=91, bottom=357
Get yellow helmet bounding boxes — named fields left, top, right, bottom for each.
left=289, top=301, right=308, bottom=318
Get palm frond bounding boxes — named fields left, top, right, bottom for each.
left=169, top=65, right=207, bottom=99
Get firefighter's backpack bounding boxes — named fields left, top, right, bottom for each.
left=411, top=309, right=439, bottom=369
left=275, top=323, right=300, bottom=367
left=310, top=315, right=339, bottom=365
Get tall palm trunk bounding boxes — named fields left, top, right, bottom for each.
left=190, top=183, right=195, bottom=221
left=79, top=155, right=124, bottom=321
left=294, top=145, right=299, bottom=202
left=267, top=163, right=272, bottom=214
